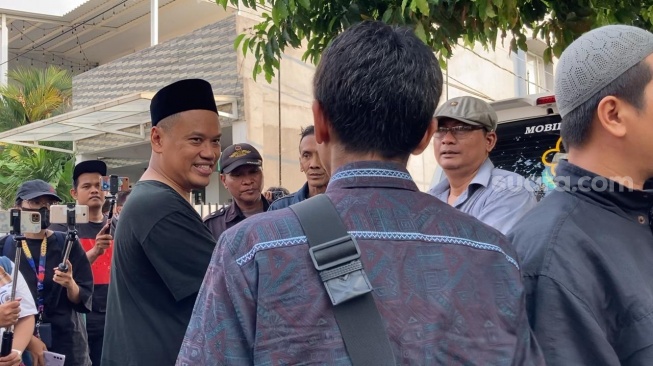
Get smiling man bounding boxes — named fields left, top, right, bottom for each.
left=203, top=143, right=269, bottom=241
left=428, top=96, right=537, bottom=234
left=102, top=79, right=222, bottom=366
left=268, top=125, right=329, bottom=210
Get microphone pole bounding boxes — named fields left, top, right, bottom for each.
left=52, top=204, right=77, bottom=309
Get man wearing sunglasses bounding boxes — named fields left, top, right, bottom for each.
left=429, top=96, right=537, bottom=234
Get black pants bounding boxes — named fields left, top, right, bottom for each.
left=86, top=311, right=106, bottom=365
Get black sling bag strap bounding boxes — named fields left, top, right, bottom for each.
left=290, top=194, right=396, bottom=366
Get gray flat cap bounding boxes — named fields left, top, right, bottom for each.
left=555, top=25, right=653, bottom=117
left=435, top=96, right=498, bottom=131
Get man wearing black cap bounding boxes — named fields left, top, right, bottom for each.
left=50, top=160, right=111, bottom=366
left=102, top=79, right=221, bottom=366
left=1, top=179, right=93, bottom=366
left=203, top=143, right=269, bottom=240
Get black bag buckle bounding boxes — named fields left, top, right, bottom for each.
left=308, top=235, right=372, bottom=306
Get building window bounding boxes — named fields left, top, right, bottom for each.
left=526, top=53, right=546, bottom=94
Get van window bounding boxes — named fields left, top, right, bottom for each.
left=490, top=115, right=564, bottom=200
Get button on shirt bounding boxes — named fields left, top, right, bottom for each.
left=429, top=158, right=537, bottom=234
left=508, top=160, right=653, bottom=365
left=178, top=161, right=544, bottom=366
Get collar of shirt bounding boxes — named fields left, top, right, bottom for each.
left=556, top=160, right=653, bottom=220
left=296, top=182, right=310, bottom=201
left=430, top=158, right=494, bottom=205
left=326, top=161, right=418, bottom=192
left=224, top=194, right=270, bottom=223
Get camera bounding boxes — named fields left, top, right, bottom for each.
left=50, top=204, right=89, bottom=225
left=271, top=190, right=285, bottom=201
left=101, top=175, right=129, bottom=194
left=0, top=209, right=42, bottom=234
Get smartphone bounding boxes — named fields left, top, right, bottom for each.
left=101, top=175, right=130, bottom=193
left=0, top=209, right=41, bottom=234
left=43, top=351, right=65, bottom=366
left=50, top=205, right=89, bottom=225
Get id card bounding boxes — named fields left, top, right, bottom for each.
left=44, top=351, right=65, bottom=366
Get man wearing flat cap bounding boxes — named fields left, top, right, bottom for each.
left=429, top=96, right=537, bottom=234
left=50, top=160, right=112, bottom=366
left=203, top=143, right=269, bottom=241
left=102, top=79, right=222, bottom=366
left=508, top=25, right=653, bottom=364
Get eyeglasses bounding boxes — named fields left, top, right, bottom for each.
left=25, top=199, right=54, bottom=209
left=434, top=125, right=485, bottom=139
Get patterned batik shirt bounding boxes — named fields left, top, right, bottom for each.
left=177, top=161, right=545, bottom=366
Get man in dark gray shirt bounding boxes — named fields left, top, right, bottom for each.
left=509, top=25, right=653, bottom=365
left=102, top=79, right=221, bottom=366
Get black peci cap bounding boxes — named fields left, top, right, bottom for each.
left=150, top=79, right=219, bottom=126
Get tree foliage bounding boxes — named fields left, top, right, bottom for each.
left=0, top=66, right=75, bottom=208
left=0, top=65, right=72, bottom=130
left=0, top=146, right=74, bottom=209
left=218, top=0, right=653, bottom=82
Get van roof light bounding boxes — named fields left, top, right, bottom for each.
left=536, top=95, right=556, bottom=105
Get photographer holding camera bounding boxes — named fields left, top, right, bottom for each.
left=1, top=180, right=93, bottom=366
left=50, top=160, right=111, bottom=366
left=203, top=143, right=269, bottom=241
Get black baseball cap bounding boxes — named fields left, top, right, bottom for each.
left=219, top=143, right=263, bottom=174
left=15, top=179, right=62, bottom=203
left=73, top=160, right=107, bottom=181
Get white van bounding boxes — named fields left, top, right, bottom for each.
left=431, top=93, right=565, bottom=201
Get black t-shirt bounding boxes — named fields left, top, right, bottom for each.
left=0, top=232, right=93, bottom=366
left=51, top=219, right=110, bottom=313
left=102, top=181, right=217, bottom=366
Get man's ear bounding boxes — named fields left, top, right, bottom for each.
left=70, top=188, right=78, bottom=200
left=412, top=118, right=437, bottom=155
left=596, top=95, right=628, bottom=139
left=312, top=101, right=330, bottom=145
left=220, top=174, right=227, bottom=189
left=151, top=127, right=165, bottom=153
left=485, top=131, right=498, bottom=153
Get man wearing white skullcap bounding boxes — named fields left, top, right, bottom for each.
left=508, top=25, right=653, bottom=365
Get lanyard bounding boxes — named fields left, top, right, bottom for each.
left=21, top=236, right=47, bottom=319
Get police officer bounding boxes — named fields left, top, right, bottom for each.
left=203, top=143, right=270, bottom=240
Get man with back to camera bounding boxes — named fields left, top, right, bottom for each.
left=49, top=160, right=112, bottom=366
left=428, top=96, right=537, bottom=234
left=101, top=79, right=221, bottom=366
left=177, top=21, right=544, bottom=365
left=203, top=143, right=269, bottom=241
left=508, top=25, right=653, bottom=365
left=268, top=125, right=329, bottom=210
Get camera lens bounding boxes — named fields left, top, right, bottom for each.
left=32, top=213, right=39, bottom=223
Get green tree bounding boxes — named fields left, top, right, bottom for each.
left=0, top=66, right=74, bottom=208
left=0, top=145, right=74, bottom=209
left=0, top=65, right=72, bottom=130
left=220, top=0, right=653, bottom=82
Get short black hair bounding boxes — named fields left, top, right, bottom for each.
left=561, top=60, right=652, bottom=149
left=300, top=125, right=315, bottom=143
left=116, top=190, right=132, bottom=206
left=313, top=21, right=443, bottom=160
